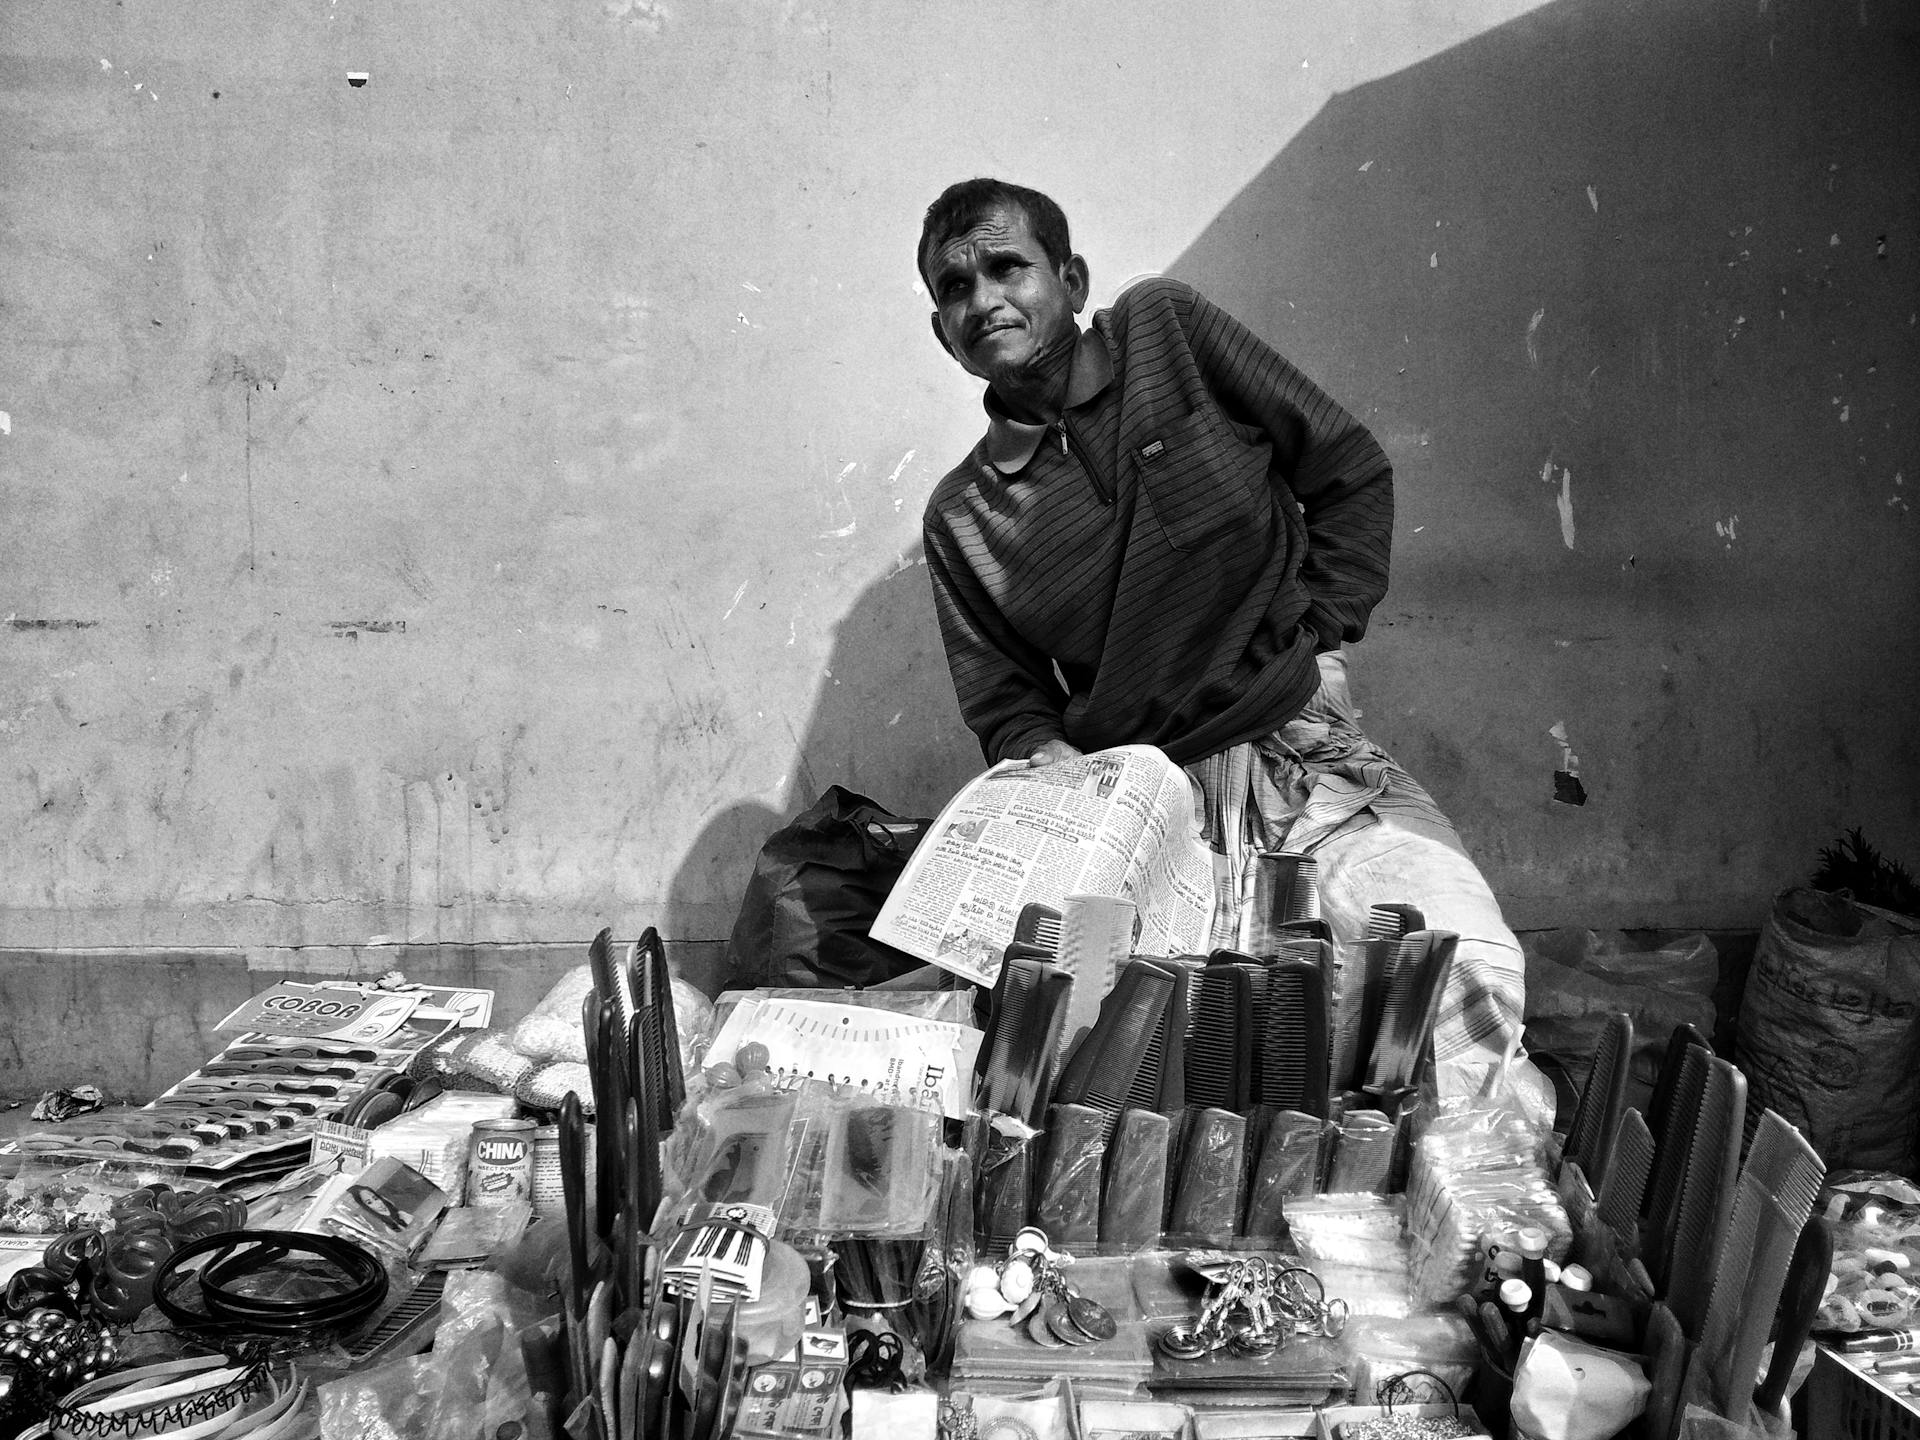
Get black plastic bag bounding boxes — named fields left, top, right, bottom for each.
left=725, top=785, right=930, bottom=990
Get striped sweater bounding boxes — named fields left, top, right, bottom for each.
left=924, top=277, right=1393, bottom=766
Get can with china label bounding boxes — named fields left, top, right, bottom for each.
left=466, top=1116, right=536, bottom=1208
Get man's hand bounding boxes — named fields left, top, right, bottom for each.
left=1027, top=739, right=1085, bottom=768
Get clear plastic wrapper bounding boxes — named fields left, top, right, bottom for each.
left=1814, top=1169, right=1920, bottom=1332
left=1101, top=1109, right=1171, bottom=1254
left=662, top=1073, right=943, bottom=1240
left=1037, top=1104, right=1105, bottom=1248
left=316, top=1268, right=552, bottom=1440
left=1167, top=1109, right=1247, bottom=1247
left=952, top=1316, right=1155, bottom=1391
left=974, top=1111, right=1037, bottom=1252
left=1244, top=1110, right=1327, bottom=1240
left=1327, top=1110, right=1399, bottom=1194
left=1342, top=1311, right=1479, bottom=1401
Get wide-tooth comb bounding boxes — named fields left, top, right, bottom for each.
left=1692, top=1111, right=1826, bottom=1421
left=1169, top=1107, right=1248, bottom=1241
left=1186, top=962, right=1254, bottom=1111
left=1053, top=960, right=1176, bottom=1140
left=1054, top=895, right=1134, bottom=1062
left=1664, top=1055, right=1746, bottom=1342
left=1563, top=1011, right=1633, bottom=1190
left=1366, top=904, right=1425, bottom=941
left=1099, top=1108, right=1171, bottom=1251
left=1003, top=901, right=1063, bottom=962
left=1258, top=957, right=1331, bottom=1119
left=1640, top=1043, right=1711, bottom=1289
left=636, top=927, right=686, bottom=1132
left=1036, top=1102, right=1106, bottom=1247
left=1646, top=1022, right=1713, bottom=1148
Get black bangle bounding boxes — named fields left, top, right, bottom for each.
left=151, top=1230, right=389, bottom=1337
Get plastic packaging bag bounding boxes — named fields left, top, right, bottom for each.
left=725, top=785, right=931, bottom=989
left=317, top=1268, right=552, bottom=1440
left=1521, top=928, right=1718, bottom=1108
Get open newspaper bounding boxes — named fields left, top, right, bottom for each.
left=870, top=744, right=1215, bottom=987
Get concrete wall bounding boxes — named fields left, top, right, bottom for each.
left=2, top=0, right=1915, bottom=1091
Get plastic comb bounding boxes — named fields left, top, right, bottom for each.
left=1563, top=1011, right=1632, bottom=1190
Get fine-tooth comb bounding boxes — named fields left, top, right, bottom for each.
left=1640, top=1043, right=1711, bottom=1290
left=1054, top=960, right=1177, bottom=1141
left=1663, top=1053, right=1746, bottom=1342
left=1135, top=959, right=1189, bottom=1116
left=982, top=958, right=1072, bottom=1127
left=1595, top=1107, right=1656, bottom=1247
left=1646, top=1022, right=1713, bottom=1149
left=1258, top=956, right=1330, bottom=1119
left=1354, top=904, right=1424, bottom=1083
left=1187, top=960, right=1254, bottom=1111
left=1563, top=1011, right=1632, bottom=1190
left=636, top=926, right=685, bottom=1134
left=1689, top=1110, right=1825, bottom=1423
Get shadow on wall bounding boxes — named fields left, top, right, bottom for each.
left=1168, top=0, right=1919, bottom=919
left=665, top=543, right=980, bottom=988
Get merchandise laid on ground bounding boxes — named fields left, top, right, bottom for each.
left=0, top=774, right=1908, bottom=1440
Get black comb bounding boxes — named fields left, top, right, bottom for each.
left=1563, top=1011, right=1632, bottom=1190
left=1004, top=901, right=1063, bottom=962
left=1169, top=1107, right=1248, bottom=1242
left=1055, top=960, right=1176, bottom=1141
left=1186, top=961, right=1254, bottom=1111
left=1035, top=1102, right=1106, bottom=1247
left=1664, top=1054, right=1746, bottom=1341
left=635, top=927, right=685, bottom=1134
left=1258, top=957, right=1331, bottom=1119
left=1136, top=957, right=1191, bottom=1115
left=1640, top=1042, right=1710, bottom=1289
left=982, top=959, right=1072, bottom=1127
left=1646, top=1022, right=1713, bottom=1148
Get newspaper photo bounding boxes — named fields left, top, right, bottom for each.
left=870, top=744, right=1215, bottom=986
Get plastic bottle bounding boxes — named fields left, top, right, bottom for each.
left=1516, top=1226, right=1549, bottom=1321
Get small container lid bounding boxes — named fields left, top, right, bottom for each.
left=1499, top=1278, right=1533, bottom=1310
left=1559, top=1263, right=1594, bottom=1292
left=1517, top=1226, right=1549, bottom=1258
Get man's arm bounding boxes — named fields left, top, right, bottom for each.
left=923, top=516, right=1075, bottom=765
left=1175, top=285, right=1393, bottom=651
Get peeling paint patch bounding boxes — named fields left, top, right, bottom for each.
left=722, top=581, right=750, bottom=620
left=326, top=620, right=406, bottom=640
left=1586, top=185, right=1599, bottom=213
left=884, top=450, right=916, bottom=485
left=1715, top=515, right=1739, bottom=547
left=817, top=520, right=857, bottom=539
left=1548, top=720, right=1585, bottom=804
left=1526, top=309, right=1545, bottom=366
left=1539, top=461, right=1575, bottom=548
left=9, top=618, right=98, bottom=632
left=606, top=0, right=669, bottom=29
left=0, top=412, right=11, bottom=435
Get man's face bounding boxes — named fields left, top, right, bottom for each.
left=926, top=204, right=1087, bottom=387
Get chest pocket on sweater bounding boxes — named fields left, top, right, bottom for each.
left=1132, top=406, right=1274, bottom=554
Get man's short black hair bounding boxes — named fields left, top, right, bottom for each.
left=918, top=178, right=1072, bottom=288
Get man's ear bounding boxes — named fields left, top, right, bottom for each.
left=930, top=310, right=956, bottom=359
left=1063, top=254, right=1091, bottom=314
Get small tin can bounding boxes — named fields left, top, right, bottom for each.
left=466, top=1117, right=536, bottom=1208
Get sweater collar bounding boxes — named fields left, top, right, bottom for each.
left=980, top=325, right=1114, bottom=475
